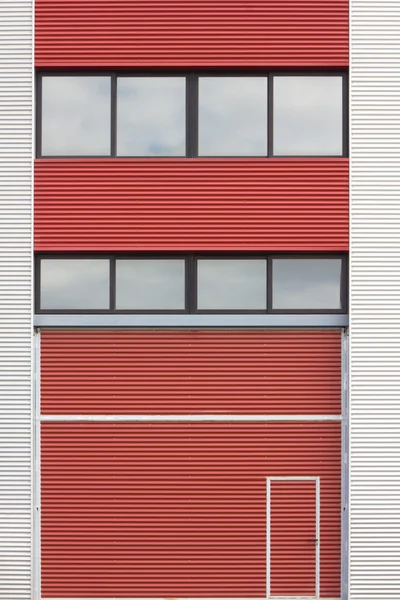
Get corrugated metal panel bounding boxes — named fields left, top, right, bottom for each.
left=0, top=1, right=33, bottom=598
left=40, top=330, right=342, bottom=415
left=350, top=1, right=400, bottom=597
left=41, top=422, right=341, bottom=598
left=35, top=0, right=349, bottom=68
left=34, top=159, right=349, bottom=251
left=270, top=480, right=317, bottom=596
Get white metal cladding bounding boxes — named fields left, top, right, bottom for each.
left=350, top=1, right=400, bottom=597
left=0, top=1, right=33, bottom=598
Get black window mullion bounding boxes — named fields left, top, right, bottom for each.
left=268, top=74, right=274, bottom=158
left=340, top=256, right=348, bottom=312
left=342, top=73, right=349, bottom=158
left=110, top=257, right=116, bottom=311
left=190, top=255, right=198, bottom=313
left=266, top=255, right=273, bottom=312
left=110, top=74, right=117, bottom=157
left=185, top=256, right=193, bottom=312
left=186, top=73, right=198, bottom=158
left=35, top=256, right=42, bottom=312
left=36, top=74, right=43, bottom=158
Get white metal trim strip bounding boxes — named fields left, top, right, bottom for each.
left=40, top=415, right=342, bottom=423
left=34, top=314, right=349, bottom=328
left=33, top=332, right=41, bottom=600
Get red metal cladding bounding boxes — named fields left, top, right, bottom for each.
left=35, top=0, right=348, bottom=68
left=34, top=159, right=349, bottom=251
left=40, top=330, right=342, bottom=415
left=41, top=422, right=341, bottom=598
left=270, top=480, right=317, bottom=596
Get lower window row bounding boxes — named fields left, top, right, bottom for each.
left=36, top=255, right=347, bottom=313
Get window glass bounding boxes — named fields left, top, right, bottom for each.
left=273, top=76, right=343, bottom=156
left=116, top=259, right=186, bottom=310
left=117, top=77, right=186, bottom=156
left=40, top=259, right=110, bottom=310
left=41, top=76, right=111, bottom=156
left=272, top=258, right=342, bottom=310
left=197, top=259, right=267, bottom=310
left=198, top=77, right=268, bottom=156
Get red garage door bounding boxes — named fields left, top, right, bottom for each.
left=40, top=329, right=342, bottom=598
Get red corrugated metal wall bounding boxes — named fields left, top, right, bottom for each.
left=41, top=422, right=341, bottom=598
left=36, top=0, right=347, bottom=594
left=40, top=330, right=342, bottom=415
left=34, top=159, right=349, bottom=251
left=35, top=0, right=348, bottom=68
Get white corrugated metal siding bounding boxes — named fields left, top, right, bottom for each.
left=0, top=1, right=33, bottom=598
left=350, top=1, right=400, bottom=597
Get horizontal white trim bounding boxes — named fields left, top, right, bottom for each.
left=267, top=476, right=320, bottom=481
left=40, top=414, right=341, bottom=423
left=42, top=597, right=340, bottom=600
left=34, top=313, right=349, bottom=328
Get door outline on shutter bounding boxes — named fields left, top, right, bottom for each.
left=266, top=476, right=320, bottom=600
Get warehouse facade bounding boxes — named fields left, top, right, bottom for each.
left=0, top=0, right=398, bottom=599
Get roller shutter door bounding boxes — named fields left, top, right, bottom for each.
left=40, top=329, right=341, bottom=415
left=41, top=423, right=341, bottom=598
left=40, top=329, right=342, bottom=598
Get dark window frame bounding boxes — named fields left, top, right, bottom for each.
left=268, top=254, right=348, bottom=314
left=36, top=253, right=114, bottom=313
left=36, top=70, right=349, bottom=159
left=35, top=252, right=348, bottom=315
left=193, top=254, right=268, bottom=314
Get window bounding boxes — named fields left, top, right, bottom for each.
left=116, top=259, right=186, bottom=310
left=41, top=76, right=111, bottom=156
left=117, top=77, right=186, bottom=156
left=198, top=77, right=268, bottom=156
left=271, top=257, right=343, bottom=311
left=272, top=76, right=344, bottom=156
left=37, top=73, right=347, bottom=157
left=36, top=255, right=347, bottom=314
left=196, top=259, right=267, bottom=310
left=40, top=258, right=110, bottom=310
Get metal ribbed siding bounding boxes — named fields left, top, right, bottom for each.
left=350, top=1, right=400, bottom=597
left=0, top=1, right=33, bottom=598
left=41, top=330, right=342, bottom=415
left=41, top=423, right=341, bottom=598
left=270, top=480, right=317, bottom=596
left=34, top=159, right=349, bottom=251
left=35, top=0, right=349, bottom=67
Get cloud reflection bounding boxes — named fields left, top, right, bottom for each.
left=117, top=77, right=186, bottom=156
left=197, top=259, right=267, bottom=310
left=199, top=77, right=268, bottom=156
left=116, top=259, right=185, bottom=309
left=273, top=76, right=343, bottom=156
left=272, top=259, right=342, bottom=309
left=41, top=77, right=111, bottom=156
left=41, top=259, right=110, bottom=309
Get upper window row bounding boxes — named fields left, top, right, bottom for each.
left=37, top=73, right=348, bottom=158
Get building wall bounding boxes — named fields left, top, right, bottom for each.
left=0, top=1, right=33, bottom=599
left=350, top=1, right=400, bottom=597
left=0, top=0, right=353, bottom=598
left=34, top=159, right=349, bottom=252
left=35, top=0, right=349, bottom=68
